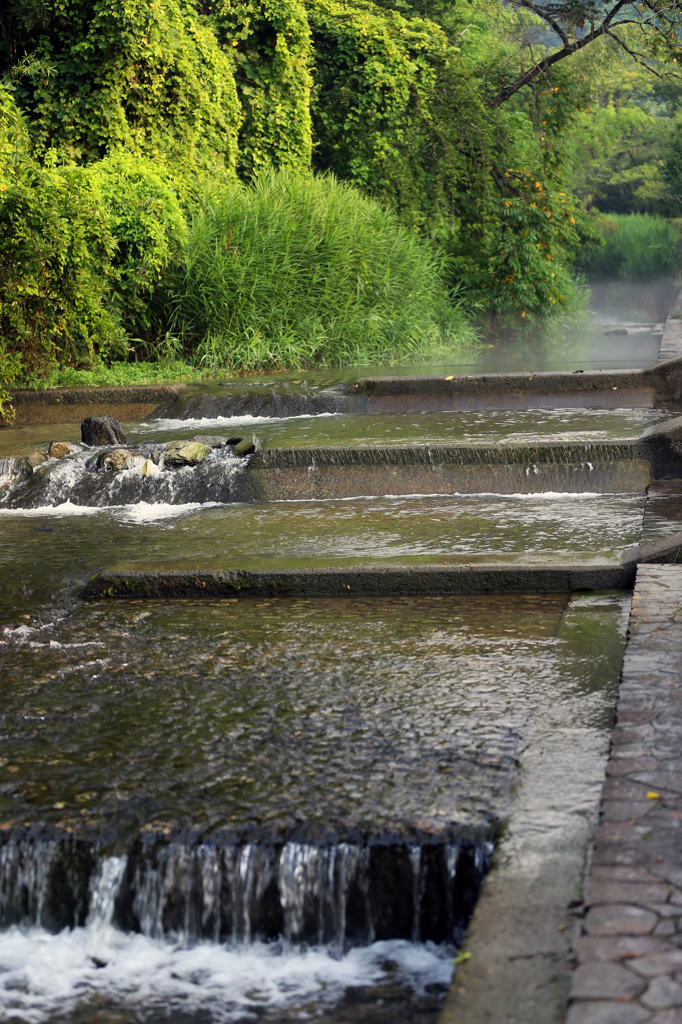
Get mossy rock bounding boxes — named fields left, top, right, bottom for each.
left=100, top=449, right=136, bottom=472
left=164, top=441, right=210, bottom=467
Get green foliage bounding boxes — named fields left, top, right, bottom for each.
left=577, top=213, right=678, bottom=281
left=166, top=169, right=474, bottom=371
left=208, top=0, right=313, bottom=176
left=309, top=0, right=473, bottom=231
left=0, top=85, right=193, bottom=412
left=85, top=154, right=188, bottom=335
left=662, top=121, right=682, bottom=211
left=450, top=138, right=588, bottom=330
left=8, top=0, right=241, bottom=174
left=563, top=39, right=675, bottom=215
left=27, top=358, right=208, bottom=389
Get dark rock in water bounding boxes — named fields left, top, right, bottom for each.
left=81, top=415, right=128, bottom=447
left=190, top=435, right=228, bottom=448
left=164, top=440, right=210, bottom=467
left=232, top=435, right=260, bottom=458
left=603, top=328, right=628, bottom=336
left=226, top=436, right=244, bottom=446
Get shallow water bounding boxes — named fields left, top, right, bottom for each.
left=0, top=590, right=628, bottom=1021
left=0, top=407, right=670, bottom=460
left=0, top=493, right=645, bottom=590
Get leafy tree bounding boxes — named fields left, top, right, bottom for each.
left=489, top=2, right=682, bottom=109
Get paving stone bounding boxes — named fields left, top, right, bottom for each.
left=611, top=744, right=657, bottom=760
left=565, top=1002, right=650, bottom=1024
left=629, top=951, right=682, bottom=977
left=592, top=866, right=661, bottom=883
left=593, top=846, right=643, bottom=867
left=642, top=975, right=682, bottom=1008
left=633, top=773, right=682, bottom=797
left=603, top=779, right=663, bottom=801
left=648, top=1010, right=682, bottom=1024
left=612, top=725, right=656, bottom=745
left=588, top=882, right=672, bottom=906
left=578, top=935, right=672, bottom=962
left=595, top=821, right=657, bottom=845
left=585, top=905, right=659, bottom=936
left=570, top=962, right=645, bottom=1000
left=601, top=799, right=655, bottom=822
left=607, top=758, right=660, bottom=777
left=645, top=904, right=682, bottom=919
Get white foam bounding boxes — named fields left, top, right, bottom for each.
left=278, top=490, right=615, bottom=505
left=118, top=501, right=222, bottom=523
left=0, top=926, right=452, bottom=1024
left=0, top=501, right=222, bottom=522
left=138, top=412, right=340, bottom=432
left=0, top=501, right=103, bottom=517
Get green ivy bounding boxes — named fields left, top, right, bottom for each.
left=14, top=0, right=242, bottom=174
left=208, top=0, right=313, bottom=177
left=308, top=0, right=474, bottom=230
left=85, top=154, right=189, bottom=335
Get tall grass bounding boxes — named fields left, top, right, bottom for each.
left=165, top=169, right=475, bottom=372
left=578, top=213, right=678, bottom=281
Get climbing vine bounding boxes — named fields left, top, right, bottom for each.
left=11, top=0, right=242, bottom=174
left=208, top=0, right=313, bottom=176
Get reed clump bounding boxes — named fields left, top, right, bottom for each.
left=165, top=169, right=475, bottom=372
left=578, top=213, right=678, bottom=281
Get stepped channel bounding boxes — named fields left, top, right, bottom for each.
left=4, top=351, right=682, bottom=1022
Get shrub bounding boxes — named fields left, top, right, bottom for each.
left=0, top=85, right=191, bottom=409
left=165, top=169, right=474, bottom=371
left=85, top=155, right=189, bottom=336
left=577, top=213, right=678, bottom=281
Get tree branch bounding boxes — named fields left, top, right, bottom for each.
left=489, top=1, right=643, bottom=109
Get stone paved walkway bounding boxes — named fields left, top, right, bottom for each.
left=567, top=565, right=682, bottom=1024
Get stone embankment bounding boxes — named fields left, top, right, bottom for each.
left=568, top=565, right=682, bottom=1024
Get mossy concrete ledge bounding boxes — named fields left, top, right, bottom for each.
left=5, top=384, right=185, bottom=426
left=341, top=354, right=682, bottom=413
left=81, top=565, right=637, bottom=600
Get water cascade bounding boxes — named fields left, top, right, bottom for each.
left=0, top=836, right=491, bottom=948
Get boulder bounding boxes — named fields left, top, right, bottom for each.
left=81, top=415, right=128, bottom=447
left=100, top=449, right=136, bottom=472
left=232, top=435, right=260, bottom=457
left=47, top=441, right=78, bottom=460
left=164, top=440, right=210, bottom=467
left=26, top=450, right=47, bottom=468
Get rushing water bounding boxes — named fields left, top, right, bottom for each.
left=0, top=383, right=651, bottom=1021
left=0, top=492, right=646, bottom=583
left=0, top=408, right=672, bottom=460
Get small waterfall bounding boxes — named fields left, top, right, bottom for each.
left=0, top=834, right=493, bottom=949
left=0, top=443, right=249, bottom=509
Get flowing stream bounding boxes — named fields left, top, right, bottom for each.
left=0, top=382, right=664, bottom=1022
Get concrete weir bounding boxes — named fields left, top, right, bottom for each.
left=82, top=564, right=637, bottom=599
left=340, top=354, right=682, bottom=413
left=244, top=441, right=652, bottom=498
